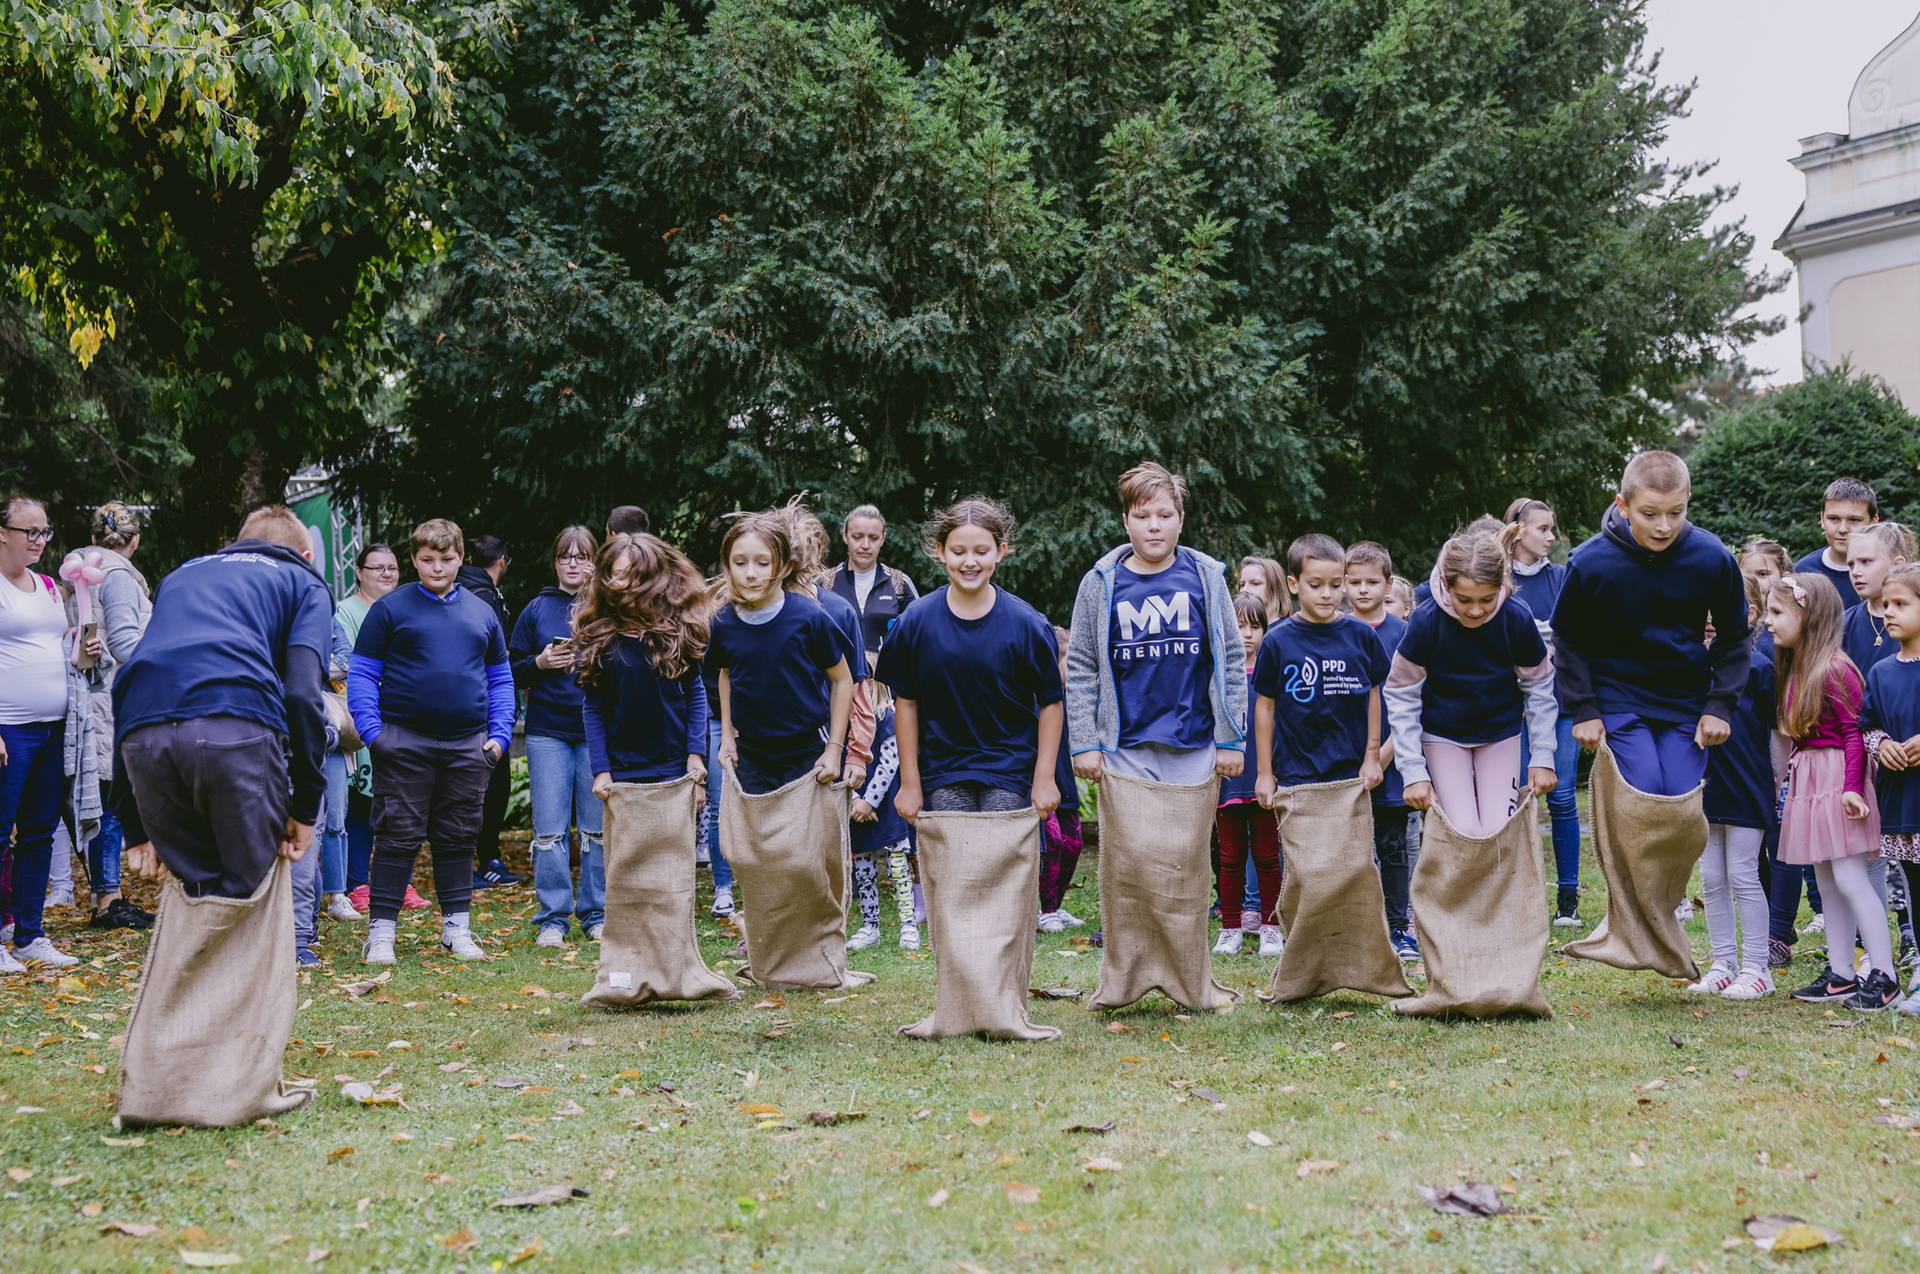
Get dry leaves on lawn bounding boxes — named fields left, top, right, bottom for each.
left=926, top=1188, right=949, bottom=1208
left=1296, top=1159, right=1340, bottom=1178
left=1745, top=1215, right=1842, bottom=1251
left=1870, top=1111, right=1920, bottom=1130
left=99, top=1221, right=158, bottom=1238
left=443, top=1227, right=479, bottom=1253
left=1246, top=1131, right=1274, bottom=1148
left=1081, top=1157, right=1123, bottom=1173
left=806, top=1110, right=867, bottom=1127
left=178, top=1252, right=242, bottom=1268
left=1002, top=1182, right=1040, bottom=1205
left=1062, top=1120, right=1115, bottom=1135
left=1418, top=1182, right=1509, bottom=1217
left=493, top=1184, right=589, bottom=1209
left=508, top=1236, right=544, bottom=1264
left=967, top=1110, right=993, bottom=1127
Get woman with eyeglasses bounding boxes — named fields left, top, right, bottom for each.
left=0, top=494, right=83, bottom=972
left=509, top=525, right=606, bottom=946
left=336, top=543, right=423, bottom=914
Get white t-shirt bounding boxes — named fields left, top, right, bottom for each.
left=852, top=567, right=878, bottom=610
left=0, top=570, right=69, bottom=723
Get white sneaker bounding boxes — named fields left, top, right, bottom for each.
left=846, top=923, right=882, bottom=952
left=1805, top=913, right=1826, bottom=936
left=587, top=923, right=603, bottom=942
left=14, top=938, right=78, bottom=969
left=710, top=888, right=735, bottom=919
left=1240, top=909, right=1262, bottom=933
left=1685, top=961, right=1735, bottom=994
left=1257, top=925, right=1285, bottom=958
left=1213, top=928, right=1244, bottom=956
left=1898, top=987, right=1920, bottom=1017
left=0, top=922, right=12, bottom=946
left=535, top=926, right=566, bottom=948
left=898, top=924, right=921, bottom=952
left=1722, top=968, right=1774, bottom=1000
left=1674, top=898, right=1696, bottom=922
left=362, top=933, right=396, bottom=966
left=43, top=887, right=76, bottom=908
left=326, top=895, right=363, bottom=923
left=1552, top=912, right=1583, bottom=929
left=1052, top=908, right=1085, bottom=929
left=1036, top=911, right=1067, bottom=934
left=440, top=926, right=486, bottom=961
left=0, top=946, right=26, bottom=975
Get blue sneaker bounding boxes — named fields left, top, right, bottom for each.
left=474, top=859, right=525, bottom=889
left=295, top=946, right=322, bottom=969
left=1390, top=929, right=1420, bottom=962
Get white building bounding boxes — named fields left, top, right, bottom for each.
left=1776, top=13, right=1920, bottom=405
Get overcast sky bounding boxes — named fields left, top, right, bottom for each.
left=1644, top=1, right=1918, bottom=384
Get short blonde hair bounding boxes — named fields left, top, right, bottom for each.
left=1117, top=462, right=1188, bottom=514
left=411, top=518, right=464, bottom=557
left=237, top=504, right=311, bottom=553
left=1851, top=520, right=1915, bottom=562
left=1620, top=450, right=1690, bottom=500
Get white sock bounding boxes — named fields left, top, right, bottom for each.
left=442, top=912, right=471, bottom=935
left=368, top=918, right=397, bottom=942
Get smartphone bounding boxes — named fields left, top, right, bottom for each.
left=74, top=620, right=100, bottom=670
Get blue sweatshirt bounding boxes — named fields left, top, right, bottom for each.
left=1793, top=548, right=1862, bottom=610
left=1840, top=603, right=1898, bottom=684
left=1552, top=506, right=1751, bottom=726
left=348, top=582, right=515, bottom=751
left=1509, top=559, right=1567, bottom=635
left=1702, top=632, right=1778, bottom=830
left=1863, top=655, right=1920, bottom=835
left=580, top=635, right=709, bottom=782
left=510, top=586, right=586, bottom=743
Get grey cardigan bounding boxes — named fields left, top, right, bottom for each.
left=1065, top=544, right=1247, bottom=756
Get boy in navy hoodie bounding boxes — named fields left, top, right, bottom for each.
left=1552, top=451, right=1751, bottom=795
left=349, top=519, right=516, bottom=966
left=1794, top=478, right=1876, bottom=609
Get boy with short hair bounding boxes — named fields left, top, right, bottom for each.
left=348, top=519, right=516, bottom=965
left=1346, top=541, right=1418, bottom=958
left=1796, top=478, right=1877, bottom=609
left=1066, top=461, right=1247, bottom=787
left=1553, top=451, right=1751, bottom=795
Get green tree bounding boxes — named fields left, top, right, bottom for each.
left=1, top=0, right=479, bottom=539
left=1688, top=367, right=1919, bottom=557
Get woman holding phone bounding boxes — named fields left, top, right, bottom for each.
left=509, top=525, right=604, bottom=945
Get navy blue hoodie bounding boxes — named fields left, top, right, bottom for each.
left=510, top=586, right=587, bottom=743
left=1552, top=505, right=1751, bottom=726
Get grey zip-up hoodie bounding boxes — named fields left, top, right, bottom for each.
left=1065, top=544, right=1247, bottom=756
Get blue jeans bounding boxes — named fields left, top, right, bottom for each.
left=1521, top=713, right=1581, bottom=890
left=292, top=834, right=320, bottom=951
left=527, top=735, right=605, bottom=931
left=87, top=799, right=122, bottom=895
left=1599, top=713, right=1706, bottom=797
left=321, top=751, right=349, bottom=895
left=703, top=719, right=733, bottom=892
left=1, top=720, right=65, bottom=947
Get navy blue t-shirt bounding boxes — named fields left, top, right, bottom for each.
left=510, top=587, right=586, bottom=743
left=1218, top=670, right=1259, bottom=805
left=1056, top=705, right=1081, bottom=815
left=352, top=582, right=509, bottom=740
left=1509, top=561, right=1567, bottom=634
left=114, top=541, right=334, bottom=737
left=580, top=635, right=709, bottom=782
left=1368, top=612, right=1411, bottom=806
left=1252, top=615, right=1388, bottom=786
left=1703, top=634, right=1778, bottom=830
left=1397, top=597, right=1546, bottom=746
left=875, top=586, right=1064, bottom=796
left=704, top=591, right=843, bottom=745
left=1863, top=655, right=1920, bottom=836
left=1841, top=604, right=1898, bottom=684
left=816, top=587, right=871, bottom=682
left=1794, top=548, right=1862, bottom=610
left=1110, top=551, right=1213, bottom=749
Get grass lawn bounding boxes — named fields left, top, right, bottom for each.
left=2, top=828, right=1918, bottom=1273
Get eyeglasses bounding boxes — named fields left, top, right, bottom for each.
left=364, top=563, right=399, bottom=573
left=2, top=525, right=53, bottom=544
left=557, top=553, right=592, bottom=565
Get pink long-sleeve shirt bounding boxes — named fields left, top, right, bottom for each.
left=1787, top=663, right=1867, bottom=796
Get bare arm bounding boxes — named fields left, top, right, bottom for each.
left=894, top=698, right=923, bottom=823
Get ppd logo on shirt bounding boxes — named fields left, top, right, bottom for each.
left=1115, top=592, right=1193, bottom=642
left=1284, top=657, right=1354, bottom=704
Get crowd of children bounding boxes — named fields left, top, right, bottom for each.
left=7, top=454, right=1920, bottom=1078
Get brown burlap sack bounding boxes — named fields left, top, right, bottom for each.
left=583, top=775, right=738, bottom=1009
left=901, top=809, right=1061, bottom=1042
left=1265, top=779, right=1413, bottom=1003
left=117, top=860, right=313, bottom=1127
left=1393, top=796, right=1553, bottom=1019
left=720, top=766, right=874, bottom=991
left=1561, top=743, right=1705, bottom=981
left=1089, top=770, right=1238, bottom=1012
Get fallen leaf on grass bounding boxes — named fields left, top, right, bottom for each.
left=1637, top=1079, right=1667, bottom=1092
left=99, top=1136, right=145, bottom=1148
left=1081, top=1156, right=1123, bottom=1173
left=1886, top=1035, right=1916, bottom=1051
left=1667, top=1034, right=1687, bottom=1049
left=968, top=1110, right=993, bottom=1127
left=1744, top=1215, right=1842, bottom=1251
left=1062, top=1120, right=1114, bottom=1135
left=926, top=1188, right=949, bottom=1208
left=52, top=1174, right=84, bottom=1187
left=340, top=971, right=391, bottom=998
left=1246, top=1131, right=1274, bottom=1148
left=5, top=1167, right=30, bottom=1183
left=1192, top=1087, right=1225, bottom=1107
left=739, top=1104, right=783, bottom=1117
left=328, top=1147, right=354, bottom=1161
left=1296, top=1159, right=1339, bottom=1178
left=80, top=1202, right=103, bottom=1218
left=1002, top=1182, right=1039, bottom=1205
left=1627, top=1152, right=1647, bottom=1169
left=807, top=1110, right=867, bottom=1127
left=505, top=1133, right=534, bottom=1143
left=306, top=1246, right=330, bottom=1264
left=1418, top=1182, right=1509, bottom=1217
left=493, top=1184, right=589, bottom=1209
left=179, top=1252, right=242, bottom=1268
left=1732, top=1066, right=1749, bottom=1080
left=492, top=1076, right=532, bottom=1090
left=99, top=1221, right=158, bottom=1238
left=443, top=1227, right=478, bottom=1253
left=1105, top=1022, right=1132, bottom=1034
left=339, top=1082, right=402, bottom=1107
left=508, top=1236, right=543, bottom=1264
left=1028, top=987, right=1082, bottom=1000
left=1871, top=1112, right=1920, bottom=1130
left=439, top=1061, right=468, bottom=1073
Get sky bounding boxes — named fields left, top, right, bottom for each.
left=1643, top=0, right=1918, bottom=384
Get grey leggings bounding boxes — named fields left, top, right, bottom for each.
left=926, top=782, right=1028, bottom=813
left=1702, top=823, right=1767, bottom=971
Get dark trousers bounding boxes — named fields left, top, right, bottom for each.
left=1, top=719, right=67, bottom=942
left=1373, top=804, right=1414, bottom=931
left=474, top=752, right=511, bottom=868
left=118, top=718, right=289, bottom=900
left=345, top=789, right=373, bottom=889
left=368, top=724, right=490, bottom=921
left=1215, top=804, right=1282, bottom=927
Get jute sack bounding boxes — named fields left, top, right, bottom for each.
left=1089, top=770, right=1238, bottom=1012
left=720, top=765, right=874, bottom=991
left=583, top=775, right=738, bottom=1009
left=1393, top=795, right=1552, bottom=1019
left=1561, top=743, right=1705, bottom=981
left=117, top=860, right=313, bottom=1127
left=901, top=809, right=1061, bottom=1042
left=1265, top=779, right=1413, bottom=1003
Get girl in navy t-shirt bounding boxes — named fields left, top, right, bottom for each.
left=1383, top=526, right=1558, bottom=838
left=875, top=499, right=1064, bottom=818
left=1862, top=563, right=1920, bottom=1014
left=704, top=513, right=854, bottom=794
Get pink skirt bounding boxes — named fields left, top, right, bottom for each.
left=1777, top=747, right=1881, bottom=865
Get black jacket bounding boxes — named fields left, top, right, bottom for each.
left=457, top=564, right=512, bottom=633
left=829, top=562, right=920, bottom=656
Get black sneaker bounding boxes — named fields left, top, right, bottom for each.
left=473, top=860, right=524, bottom=889
left=90, top=898, right=154, bottom=931
left=1768, top=937, right=1794, bottom=970
left=1790, top=971, right=1860, bottom=1003
left=1847, top=969, right=1901, bottom=1012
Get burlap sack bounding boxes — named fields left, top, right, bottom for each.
left=720, top=765, right=874, bottom=991
left=117, top=860, right=313, bottom=1127
left=583, top=775, right=737, bottom=1009
left=901, top=809, right=1061, bottom=1042
left=1089, top=771, right=1238, bottom=1012
left=1393, top=796, right=1552, bottom=1019
left=1265, top=779, right=1413, bottom=1003
left=1561, top=743, right=1705, bottom=981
